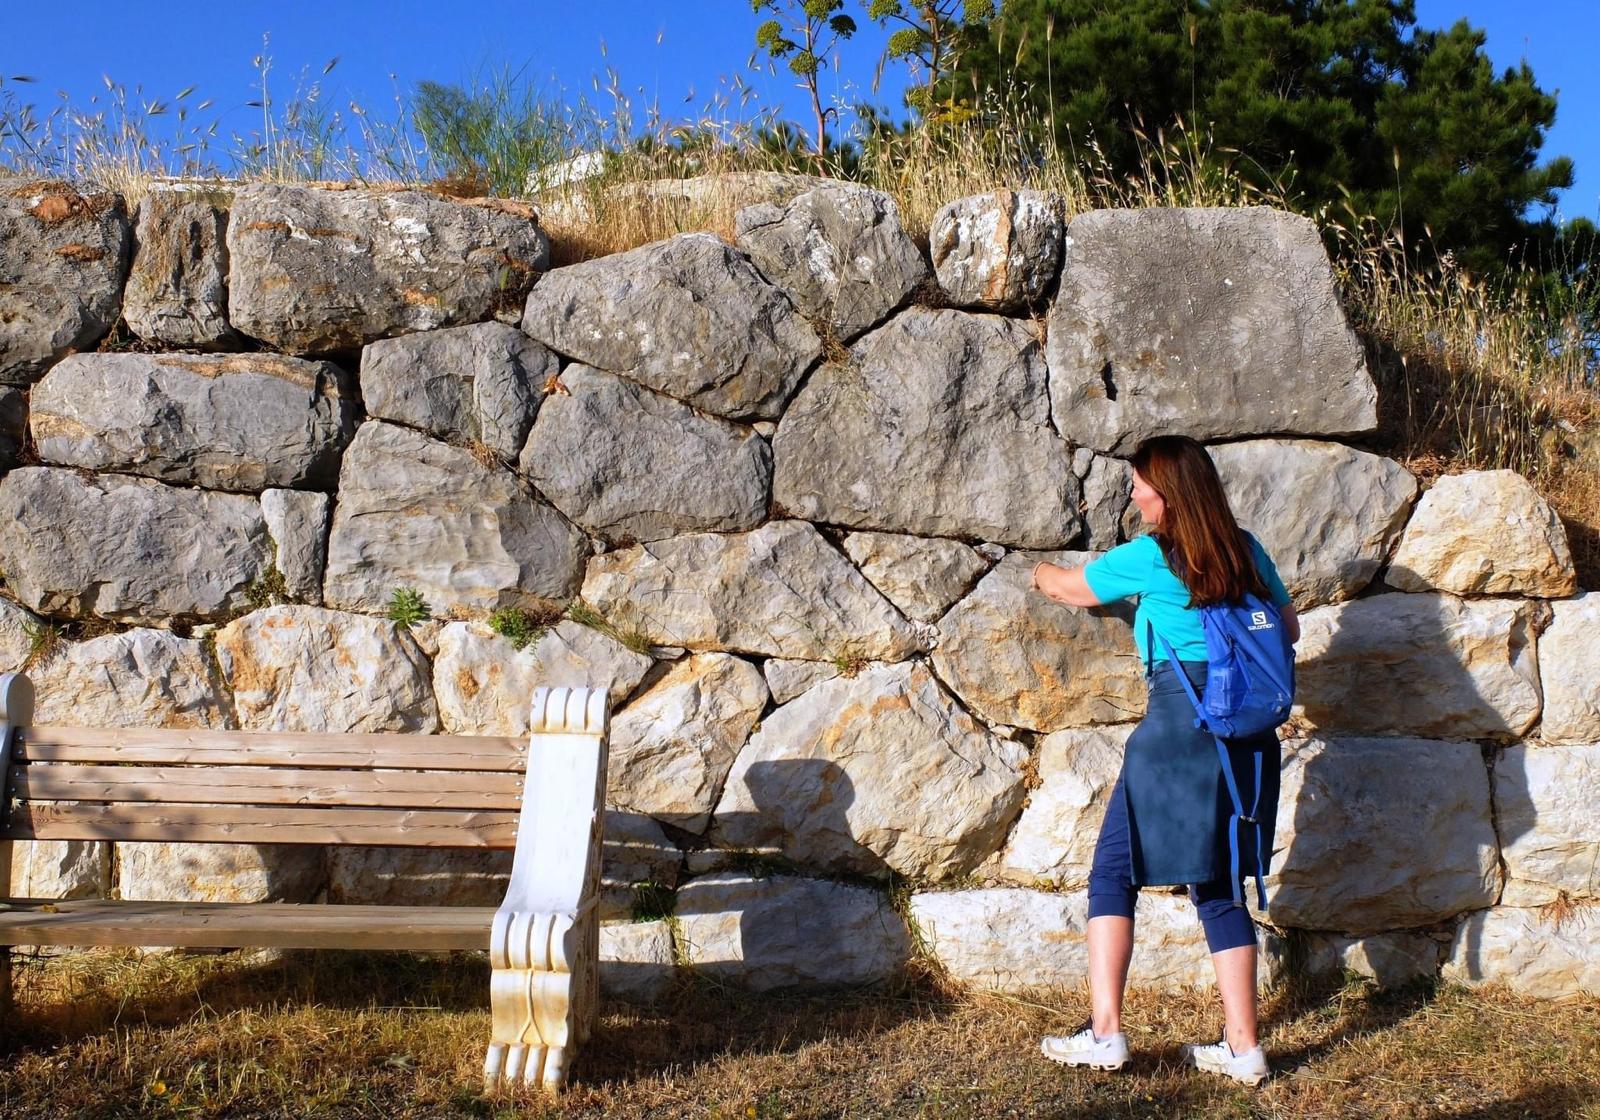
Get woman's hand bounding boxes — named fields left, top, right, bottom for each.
left=1031, top=561, right=1103, bottom=607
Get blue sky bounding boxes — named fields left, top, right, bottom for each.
left=4, top=1, right=1595, bottom=219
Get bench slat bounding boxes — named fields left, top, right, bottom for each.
left=15, top=726, right=527, bottom=772
left=12, top=765, right=525, bottom=810
left=0, top=898, right=497, bottom=951
left=3, top=803, right=520, bottom=847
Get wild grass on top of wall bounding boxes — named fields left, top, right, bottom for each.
left=2, top=57, right=1596, bottom=582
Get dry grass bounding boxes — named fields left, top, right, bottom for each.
left=4, top=947, right=1600, bottom=1119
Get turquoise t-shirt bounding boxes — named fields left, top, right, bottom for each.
left=1083, top=532, right=1291, bottom=664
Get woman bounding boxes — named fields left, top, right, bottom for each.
left=1029, top=435, right=1298, bottom=1087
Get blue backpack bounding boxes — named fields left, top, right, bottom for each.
left=1148, top=591, right=1295, bottom=907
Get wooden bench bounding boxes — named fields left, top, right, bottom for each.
left=0, top=673, right=610, bottom=1093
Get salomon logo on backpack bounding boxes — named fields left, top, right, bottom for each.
left=1192, top=594, right=1296, bottom=738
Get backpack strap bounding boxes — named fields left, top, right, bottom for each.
left=1147, top=619, right=1267, bottom=910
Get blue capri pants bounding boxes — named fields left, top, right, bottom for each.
left=1086, top=776, right=1257, bottom=953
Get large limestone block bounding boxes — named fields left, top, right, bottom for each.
left=676, top=872, right=910, bottom=990
left=600, top=920, right=677, bottom=1002
left=323, top=421, right=588, bottom=616
left=1446, top=907, right=1600, bottom=997
left=994, top=725, right=1132, bottom=888
left=8, top=840, right=110, bottom=900
left=431, top=620, right=653, bottom=735
left=762, top=657, right=840, bottom=703
left=1494, top=744, right=1600, bottom=905
left=1287, top=931, right=1444, bottom=988
left=1047, top=207, right=1375, bottom=453
left=734, top=182, right=928, bottom=342
left=609, top=653, right=768, bottom=833
left=260, top=489, right=331, bottom=605
left=933, top=551, right=1144, bottom=732
left=0, top=180, right=131, bottom=383
left=123, top=193, right=237, bottom=348
left=0, top=597, right=44, bottom=673
left=773, top=308, right=1081, bottom=548
left=0, top=468, right=271, bottom=624
left=909, top=889, right=1220, bottom=993
left=1077, top=451, right=1133, bottom=551
left=31, top=352, right=356, bottom=491
left=1387, top=470, right=1577, bottom=598
left=227, top=184, right=549, bottom=353
left=1268, top=737, right=1500, bottom=934
left=841, top=532, right=988, bottom=624
left=1294, top=594, right=1542, bottom=739
left=1539, top=594, right=1600, bottom=743
left=358, top=322, right=555, bottom=462
left=31, top=629, right=234, bottom=729
left=709, top=662, right=1026, bottom=880
left=520, top=364, right=772, bottom=544
left=118, top=842, right=324, bottom=904
left=214, top=605, right=438, bottom=732
left=929, top=189, right=1063, bottom=312
left=581, top=520, right=924, bottom=661
left=520, top=232, right=821, bottom=419
left=1210, top=440, right=1418, bottom=608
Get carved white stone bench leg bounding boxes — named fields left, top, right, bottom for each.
left=484, top=685, right=608, bottom=1093
left=0, top=673, right=34, bottom=1017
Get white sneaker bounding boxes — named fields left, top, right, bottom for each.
left=1039, top=1026, right=1131, bottom=1070
left=1181, top=1037, right=1270, bottom=1086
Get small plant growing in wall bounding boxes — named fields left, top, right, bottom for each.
left=386, top=587, right=431, bottom=629
left=488, top=607, right=544, bottom=651
left=21, top=619, right=63, bottom=670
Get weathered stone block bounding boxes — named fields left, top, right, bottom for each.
left=1210, top=439, right=1418, bottom=608
left=124, top=192, right=237, bottom=348
left=0, top=180, right=130, bottom=383
left=735, top=182, right=928, bottom=341
left=0, top=468, right=271, bottom=623
left=1268, top=737, right=1500, bottom=934
left=214, top=605, right=438, bottom=733
left=1046, top=207, right=1375, bottom=453
left=773, top=308, right=1081, bottom=548
left=1294, top=594, right=1541, bottom=739
left=1446, top=907, right=1600, bottom=997
left=1387, top=470, right=1576, bottom=597
left=521, top=232, right=820, bottom=419
left=710, top=661, right=1025, bottom=880
left=323, top=421, right=588, bottom=617
left=580, top=520, right=923, bottom=661
left=933, top=551, right=1145, bottom=732
left=228, top=184, right=548, bottom=353
left=31, top=352, right=355, bottom=491
left=676, top=872, right=910, bottom=990
left=609, top=652, right=767, bottom=833
left=520, top=364, right=772, bottom=544
left=359, top=321, right=555, bottom=462
left=1494, top=743, right=1600, bottom=905
left=929, top=189, right=1063, bottom=311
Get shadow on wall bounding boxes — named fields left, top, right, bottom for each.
left=671, top=759, right=911, bottom=988
left=1271, top=582, right=1537, bottom=956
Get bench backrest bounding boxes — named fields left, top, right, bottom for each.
left=0, top=674, right=548, bottom=850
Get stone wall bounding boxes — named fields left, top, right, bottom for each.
left=3, top=177, right=1597, bottom=1001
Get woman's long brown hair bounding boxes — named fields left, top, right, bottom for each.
left=1129, top=435, right=1269, bottom=608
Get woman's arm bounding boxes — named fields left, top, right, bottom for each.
left=1281, top=602, right=1300, bottom=645
left=1031, top=561, right=1103, bottom=608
